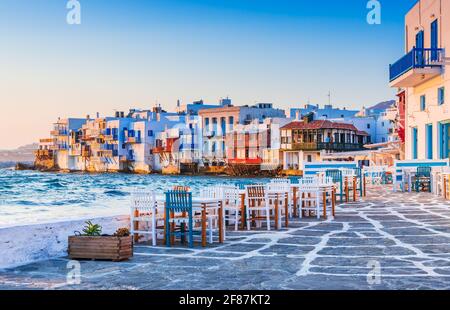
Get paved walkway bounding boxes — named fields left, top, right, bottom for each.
left=1, top=185, right=450, bottom=290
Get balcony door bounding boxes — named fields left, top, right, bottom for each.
left=416, top=30, right=424, bottom=67
left=431, top=20, right=438, bottom=61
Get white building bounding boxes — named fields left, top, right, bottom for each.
left=389, top=0, right=449, bottom=160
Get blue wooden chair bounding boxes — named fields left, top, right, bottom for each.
left=414, top=167, right=432, bottom=193
left=326, top=169, right=344, bottom=203
left=165, top=190, right=193, bottom=248
left=353, top=167, right=363, bottom=197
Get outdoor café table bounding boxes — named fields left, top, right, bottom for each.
left=291, top=183, right=336, bottom=219
left=340, top=170, right=357, bottom=202
left=156, top=196, right=224, bottom=247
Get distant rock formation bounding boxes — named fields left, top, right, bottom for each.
left=0, top=143, right=38, bottom=164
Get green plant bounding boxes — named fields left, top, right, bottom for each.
left=114, top=227, right=130, bottom=237
left=80, top=221, right=102, bottom=236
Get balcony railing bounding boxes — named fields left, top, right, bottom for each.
left=389, top=48, right=444, bottom=82
left=125, top=136, right=142, bottom=144
left=291, top=142, right=364, bottom=151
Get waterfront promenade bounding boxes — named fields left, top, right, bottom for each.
left=1, top=185, right=450, bottom=290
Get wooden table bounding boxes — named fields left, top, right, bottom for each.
left=157, top=196, right=224, bottom=247
left=291, top=184, right=336, bottom=219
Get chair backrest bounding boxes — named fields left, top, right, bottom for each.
left=200, top=186, right=224, bottom=199
left=131, top=190, right=156, bottom=211
left=270, top=178, right=290, bottom=184
left=245, top=184, right=265, bottom=199
left=235, top=181, right=253, bottom=190
left=417, top=166, right=432, bottom=177
left=222, top=186, right=240, bottom=206
left=172, top=185, right=191, bottom=192
left=326, top=169, right=343, bottom=184
left=165, top=190, right=192, bottom=212
left=303, top=161, right=358, bottom=176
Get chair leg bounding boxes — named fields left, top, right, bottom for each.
left=246, top=206, right=251, bottom=231
left=235, top=209, right=239, bottom=231
left=152, top=215, right=157, bottom=247
left=266, top=207, right=271, bottom=231
left=316, top=195, right=320, bottom=219
left=188, top=215, right=194, bottom=248
left=208, top=217, right=213, bottom=244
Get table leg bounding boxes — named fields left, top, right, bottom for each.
left=332, top=187, right=336, bottom=217
left=201, top=206, right=207, bottom=247
left=322, top=190, right=327, bottom=219
left=363, top=175, right=366, bottom=197
left=285, top=194, right=289, bottom=227
left=240, top=193, right=246, bottom=230
left=345, top=178, right=349, bottom=203
left=170, top=211, right=175, bottom=246
left=219, top=202, right=224, bottom=243
left=274, top=194, right=279, bottom=230
left=133, top=209, right=139, bottom=243
left=292, top=187, right=298, bottom=217
left=353, top=177, right=357, bottom=202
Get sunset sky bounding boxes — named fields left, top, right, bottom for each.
left=0, top=0, right=414, bottom=149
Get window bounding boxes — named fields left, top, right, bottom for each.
left=367, top=124, right=370, bottom=129
left=438, top=87, right=445, bottom=105
left=381, top=122, right=385, bottom=127
left=307, top=155, right=312, bottom=162
left=420, top=95, right=426, bottom=111
left=382, top=137, right=386, bottom=143
left=148, top=130, right=153, bottom=137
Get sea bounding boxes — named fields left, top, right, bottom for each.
left=0, top=168, right=267, bottom=228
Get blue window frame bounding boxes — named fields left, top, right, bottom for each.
left=148, top=130, right=153, bottom=137
left=426, top=124, right=433, bottom=159
left=438, top=87, right=445, bottom=105
left=420, top=95, right=426, bottom=111
left=412, top=127, right=418, bottom=159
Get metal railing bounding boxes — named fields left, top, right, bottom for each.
left=389, top=48, right=444, bottom=82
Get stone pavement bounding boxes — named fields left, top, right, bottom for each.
left=1, top=185, right=450, bottom=290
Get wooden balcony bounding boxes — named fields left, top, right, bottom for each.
left=289, top=142, right=364, bottom=151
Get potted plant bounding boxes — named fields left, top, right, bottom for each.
left=68, top=221, right=133, bottom=261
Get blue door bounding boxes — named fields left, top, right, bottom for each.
left=416, top=30, right=424, bottom=67
left=412, top=127, right=418, bottom=159
left=426, top=124, right=433, bottom=159
left=439, top=123, right=450, bottom=159
left=431, top=20, right=438, bottom=61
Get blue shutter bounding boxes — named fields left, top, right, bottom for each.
left=426, top=124, right=433, bottom=159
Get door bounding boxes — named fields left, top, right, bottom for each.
left=431, top=20, right=438, bottom=61
left=415, top=30, right=424, bottom=67
left=412, top=127, right=418, bottom=159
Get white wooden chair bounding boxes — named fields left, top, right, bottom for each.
left=130, top=189, right=164, bottom=246
left=222, top=186, right=242, bottom=231
left=245, top=184, right=275, bottom=231
left=297, top=177, right=321, bottom=219
left=198, top=186, right=223, bottom=243
left=266, top=182, right=290, bottom=227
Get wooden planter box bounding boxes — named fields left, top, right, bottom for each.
left=68, top=236, right=133, bottom=262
